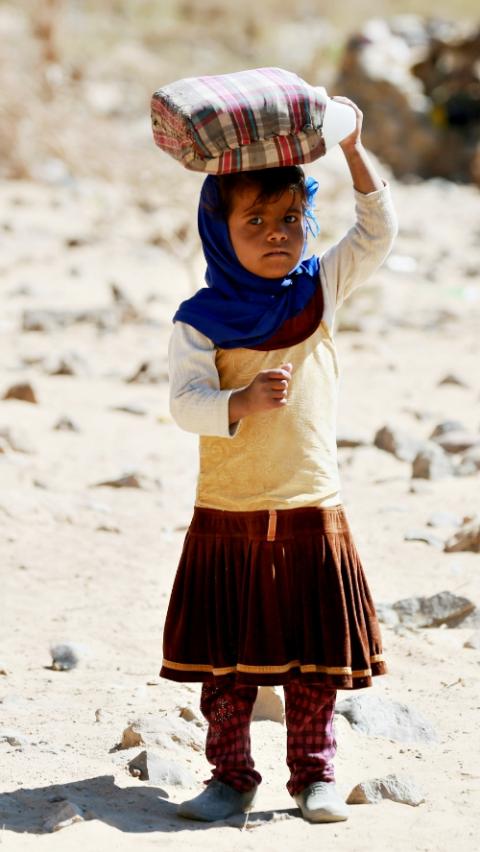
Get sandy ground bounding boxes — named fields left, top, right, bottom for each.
left=1, top=148, right=479, bottom=851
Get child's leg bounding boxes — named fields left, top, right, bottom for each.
left=200, top=681, right=262, bottom=792
left=284, top=680, right=337, bottom=796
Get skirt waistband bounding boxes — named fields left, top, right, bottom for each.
left=190, top=505, right=349, bottom=540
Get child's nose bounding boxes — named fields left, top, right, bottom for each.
left=267, top=223, right=288, bottom=240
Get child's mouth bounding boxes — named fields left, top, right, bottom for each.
left=264, top=250, right=290, bottom=257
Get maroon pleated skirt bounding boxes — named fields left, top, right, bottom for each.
left=161, top=505, right=387, bottom=689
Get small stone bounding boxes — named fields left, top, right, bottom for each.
left=43, top=801, right=84, bottom=832
left=455, top=445, right=480, bottom=476
left=444, top=520, right=480, bottom=553
left=408, top=481, right=432, bottom=495
left=53, top=416, right=80, bottom=432
left=126, top=360, right=168, bottom=384
left=347, top=774, right=425, bottom=807
left=337, top=433, right=370, bottom=448
left=430, top=420, right=465, bottom=438
left=392, top=590, right=475, bottom=628
left=335, top=695, right=437, bottom=743
left=115, top=715, right=204, bottom=753
left=111, top=404, right=147, bottom=416
left=463, top=632, right=480, bottom=650
left=412, top=442, right=454, bottom=479
left=252, top=686, right=285, bottom=724
left=404, top=529, right=444, bottom=548
left=43, top=352, right=91, bottom=377
left=92, top=473, right=143, bottom=489
left=3, top=382, right=37, bottom=404
left=50, top=642, right=86, bottom=671
left=179, top=706, right=200, bottom=723
left=375, top=603, right=399, bottom=627
left=374, top=425, right=423, bottom=462
left=118, top=724, right=144, bottom=749
left=0, top=729, right=29, bottom=747
left=438, top=373, right=469, bottom=388
left=427, top=511, right=462, bottom=528
left=0, top=426, right=34, bottom=453
left=432, top=431, right=480, bottom=454
left=127, top=749, right=195, bottom=786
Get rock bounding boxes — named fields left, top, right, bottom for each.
left=432, top=431, right=480, bottom=454
left=110, top=283, right=140, bottom=322
left=337, top=432, right=370, bottom=448
left=444, top=520, right=480, bottom=553
left=408, top=481, right=432, bottom=495
left=178, top=706, right=202, bottom=725
left=93, top=473, right=144, bottom=489
left=111, top=404, right=147, bottom=416
left=22, top=307, right=120, bottom=332
left=3, top=382, right=37, bottom=403
left=392, top=590, right=475, bottom=628
left=53, top=416, right=80, bottom=432
left=375, top=603, right=399, bottom=627
left=426, top=511, right=462, bottom=528
left=347, top=774, right=425, bottom=807
left=374, top=425, right=423, bottom=462
left=455, top=445, right=480, bottom=476
left=458, top=610, right=480, bottom=629
left=43, top=801, right=84, bottom=832
left=429, top=420, right=465, bottom=438
left=334, top=18, right=480, bottom=184
left=403, top=529, right=444, bottom=548
left=0, top=729, right=29, bottom=747
left=128, top=749, right=195, bottom=786
left=463, top=632, right=480, bottom=650
left=0, top=426, right=34, bottom=453
left=411, top=442, right=454, bottom=479
left=116, top=714, right=205, bottom=754
left=252, top=686, right=285, bottom=724
left=22, top=309, right=73, bottom=332
left=43, top=351, right=92, bottom=377
left=49, top=642, right=86, bottom=671
left=335, top=694, right=437, bottom=743
left=126, top=360, right=168, bottom=384
left=438, top=373, right=469, bottom=387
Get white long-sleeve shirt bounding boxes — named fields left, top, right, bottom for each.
left=169, top=182, right=398, bottom=440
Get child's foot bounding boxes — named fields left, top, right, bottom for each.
left=294, top=781, right=349, bottom=823
left=178, top=779, right=258, bottom=822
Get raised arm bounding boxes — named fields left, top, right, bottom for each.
left=320, top=97, right=398, bottom=318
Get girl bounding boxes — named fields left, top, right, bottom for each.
left=161, top=97, right=398, bottom=823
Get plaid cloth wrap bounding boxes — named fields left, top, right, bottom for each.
left=151, top=67, right=328, bottom=174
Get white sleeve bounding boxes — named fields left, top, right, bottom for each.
left=168, top=321, right=241, bottom=438
left=319, top=181, right=398, bottom=323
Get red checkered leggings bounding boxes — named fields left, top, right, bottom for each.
left=200, top=680, right=337, bottom=796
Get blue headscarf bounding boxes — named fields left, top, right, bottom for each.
left=173, top=174, right=320, bottom=349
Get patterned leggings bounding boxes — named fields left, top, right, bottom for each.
left=200, top=680, right=337, bottom=796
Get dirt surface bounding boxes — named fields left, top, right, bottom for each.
left=1, top=140, right=479, bottom=851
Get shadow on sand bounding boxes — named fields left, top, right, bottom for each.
left=0, top=775, right=297, bottom=834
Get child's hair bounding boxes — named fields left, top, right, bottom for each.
left=215, top=166, right=308, bottom=218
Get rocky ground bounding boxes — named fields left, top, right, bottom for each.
left=1, top=146, right=479, bottom=851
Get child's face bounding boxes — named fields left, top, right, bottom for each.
left=227, top=186, right=305, bottom=278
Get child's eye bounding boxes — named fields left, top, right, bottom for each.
left=285, top=214, right=298, bottom=223
left=248, top=216, right=263, bottom=225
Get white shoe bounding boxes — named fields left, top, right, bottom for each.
left=294, top=781, right=349, bottom=823
left=178, top=779, right=257, bottom=822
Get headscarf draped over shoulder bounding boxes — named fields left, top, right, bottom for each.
left=173, top=175, right=320, bottom=349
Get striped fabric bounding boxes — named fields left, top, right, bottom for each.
left=151, top=67, right=328, bottom=174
